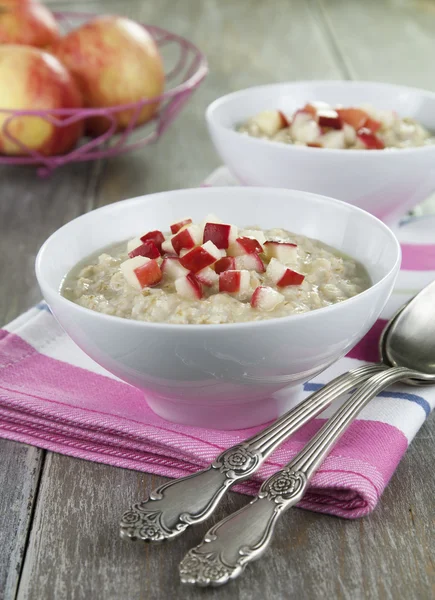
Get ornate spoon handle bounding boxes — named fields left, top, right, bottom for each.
left=179, top=366, right=420, bottom=586
left=120, top=364, right=383, bottom=542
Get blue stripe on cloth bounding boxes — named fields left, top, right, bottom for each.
left=36, top=302, right=51, bottom=313
left=303, top=382, right=430, bottom=417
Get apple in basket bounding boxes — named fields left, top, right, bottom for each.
left=51, top=15, right=165, bottom=136
left=0, top=0, right=60, bottom=48
left=0, top=45, right=84, bottom=156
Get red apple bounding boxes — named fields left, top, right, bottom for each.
left=250, top=109, right=287, bottom=136
left=128, top=240, right=160, bottom=259
left=264, top=241, right=297, bottom=264
left=127, top=237, right=143, bottom=253
left=302, top=104, right=317, bottom=117
left=121, top=256, right=162, bottom=289
left=266, top=258, right=305, bottom=287
left=170, top=218, right=192, bottom=234
left=161, top=256, right=189, bottom=280
left=140, top=230, right=165, bottom=252
left=317, top=109, right=342, bottom=130
left=365, top=117, right=381, bottom=133
left=196, top=266, right=218, bottom=287
left=179, top=241, right=221, bottom=273
left=0, top=0, right=60, bottom=48
left=0, top=45, right=83, bottom=156
left=171, top=225, right=201, bottom=254
left=357, top=127, right=385, bottom=150
left=214, top=256, right=236, bottom=274
left=251, top=286, right=284, bottom=311
left=235, top=253, right=265, bottom=273
left=161, top=238, right=175, bottom=255
left=203, top=222, right=238, bottom=249
left=175, top=273, right=203, bottom=300
left=51, top=15, right=165, bottom=136
left=219, top=270, right=250, bottom=294
left=336, top=108, right=368, bottom=130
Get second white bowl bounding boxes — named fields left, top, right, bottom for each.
left=207, top=81, right=435, bottom=224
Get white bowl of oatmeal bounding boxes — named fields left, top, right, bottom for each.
left=206, top=81, right=435, bottom=223
left=36, top=187, right=400, bottom=430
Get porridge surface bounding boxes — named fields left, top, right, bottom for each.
left=63, top=220, right=371, bottom=325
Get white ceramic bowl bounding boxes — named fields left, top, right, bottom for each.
left=206, top=81, right=435, bottom=224
left=35, top=187, right=400, bottom=430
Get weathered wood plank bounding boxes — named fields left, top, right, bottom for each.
left=0, top=441, right=44, bottom=600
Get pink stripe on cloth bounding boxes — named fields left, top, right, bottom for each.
left=346, top=319, right=387, bottom=363
left=0, top=329, right=408, bottom=518
left=401, top=243, right=435, bottom=271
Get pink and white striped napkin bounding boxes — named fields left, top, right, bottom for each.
left=1, top=168, right=434, bottom=518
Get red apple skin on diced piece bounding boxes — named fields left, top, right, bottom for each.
left=214, top=256, right=236, bottom=274
left=172, top=228, right=196, bottom=255
left=134, top=260, right=162, bottom=288
left=365, top=118, right=381, bottom=133
left=235, top=253, right=265, bottom=273
left=203, top=222, right=237, bottom=249
left=317, top=109, right=342, bottom=130
left=251, top=286, right=284, bottom=311
left=179, top=241, right=221, bottom=273
left=357, top=127, right=385, bottom=150
left=170, top=218, right=192, bottom=234
left=278, top=110, right=290, bottom=126
left=161, top=257, right=189, bottom=280
left=219, top=270, right=250, bottom=294
left=266, top=258, right=305, bottom=287
left=196, top=266, right=218, bottom=287
left=175, top=273, right=203, bottom=300
left=336, top=108, right=368, bottom=130
left=140, top=230, right=165, bottom=253
left=301, top=104, right=317, bottom=117
left=264, top=241, right=297, bottom=264
left=128, top=240, right=160, bottom=260
left=237, top=236, right=263, bottom=254
left=277, top=268, right=305, bottom=287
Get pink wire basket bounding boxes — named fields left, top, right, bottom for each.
left=0, top=11, right=208, bottom=176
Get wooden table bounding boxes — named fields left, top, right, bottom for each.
left=1, top=1, right=434, bottom=598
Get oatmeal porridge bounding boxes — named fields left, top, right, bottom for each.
left=237, top=103, right=435, bottom=150
left=62, top=215, right=371, bottom=324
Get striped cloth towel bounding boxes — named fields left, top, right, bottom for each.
left=1, top=167, right=434, bottom=518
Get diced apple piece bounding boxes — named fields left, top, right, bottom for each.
left=336, top=108, right=368, bottom=130
left=302, top=103, right=318, bottom=117
left=264, top=241, right=297, bottom=264
left=120, top=256, right=162, bottom=290
left=127, top=237, right=143, bottom=253
left=203, top=222, right=238, bottom=249
left=251, top=109, right=287, bottom=136
left=278, top=110, right=290, bottom=126
left=214, top=256, right=236, bottom=274
left=140, top=230, right=165, bottom=253
left=240, top=229, right=267, bottom=245
left=291, top=111, right=321, bottom=144
left=196, top=266, right=219, bottom=287
left=175, top=273, right=203, bottom=300
left=161, top=238, right=175, bottom=255
left=235, top=253, right=265, bottom=273
left=179, top=241, right=221, bottom=272
left=251, top=286, right=285, bottom=311
left=171, top=225, right=202, bottom=255
left=170, top=218, right=192, bottom=234
left=219, top=270, right=250, bottom=294
left=228, top=236, right=263, bottom=256
left=266, top=258, right=305, bottom=287
left=128, top=240, right=160, bottom=260
left=365, top=117, right=381, bottom=133
left=161, top=257, right=189, bottom=280
left=357, top=127, right=384, bottom=149
left=317, top=109, right=342, bottom=130
left=343, top=123, right=357, bottom=145
left=319, top=130, right=346, bottom=149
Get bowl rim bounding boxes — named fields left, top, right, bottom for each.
left=35, top=186, right=402, bottom=332
left=206, top=80, right=435, bottom=157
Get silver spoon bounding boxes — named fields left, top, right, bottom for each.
left=179, top=281, right=435, bottom=586
left=120, top=290, right=418, bottom=543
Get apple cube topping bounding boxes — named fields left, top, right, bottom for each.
left=128, top=240, right=160, bottom=260
left=127, top=237, right=143, bottom=253
left=214, top=256, right=236, bottom=274
left=170, top=218, right=192, bottom=234
left=161, top=257, right=189, bottom=280
left=203, top=222, right=238, bottom=249
left=234, top=253, right=265, bottom=273
left=264, top=241, right=297, bottom=264
left=266, top=258, right=305, bottom=287
left=171, top=224, right=202, bottom=254
left=175, top=273, right=203, bottom=300
left=250, top=109, right=287, bottom=136
left=251, top=286, right=285, bottom=311
left=121, top=256, right=162, bottom=290
left=140, top=230, right=165, bottom=253
left=219, top=270, right=250, bottom=294
left=179, top=240, right=221, bottom=272
left=196, top=266, right=219, bottom=287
